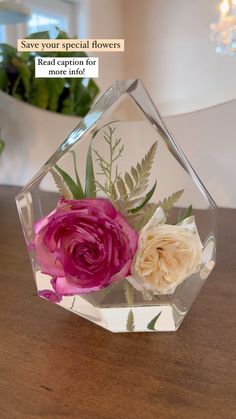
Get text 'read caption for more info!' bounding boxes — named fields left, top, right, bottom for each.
left=35, top=57, right=99, bottom=78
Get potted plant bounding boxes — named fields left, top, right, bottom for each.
left=0, top=29, right=99, bottom=186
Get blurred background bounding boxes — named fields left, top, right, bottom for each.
left=0, top=0, right=235, bottom=207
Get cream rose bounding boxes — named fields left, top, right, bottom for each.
left=131, top=208, right=203, bottom=295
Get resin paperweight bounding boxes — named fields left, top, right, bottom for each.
left=16, top=80, right=217, bottom=333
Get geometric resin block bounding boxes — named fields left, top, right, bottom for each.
left=16, top=79, right=217, bottom=332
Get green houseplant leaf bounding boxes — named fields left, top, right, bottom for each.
left=0, top=30, right=99, bottom=116
left=29, top=78, right=49, bottom=109
left=27, top=30, right=50, bottom=39
left=0, top=138, right=4, bottom=156
left=47, top=78, right=65, bottom=112
left=0, top=69, right=7, bottom=90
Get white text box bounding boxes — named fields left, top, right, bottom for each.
left=35, top=57, right=99, bottom=78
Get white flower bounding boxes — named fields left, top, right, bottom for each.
left=130, top=208, right=203, bottom=295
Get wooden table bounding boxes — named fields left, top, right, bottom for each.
left=0, top=185, right=236, bottom=419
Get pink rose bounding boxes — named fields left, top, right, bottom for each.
left=34, top=198, right=138, bottom=295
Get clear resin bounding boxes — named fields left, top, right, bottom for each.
left=16, top=80, right=217, bottom=332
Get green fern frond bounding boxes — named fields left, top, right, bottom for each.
left=128, top=142, right=158, bottom=199
left=117, top=176, right=128, bottom=199
left=126, top=309, right=135, bottom=332
left=158, top=189, right=184, bottom=214
left=50, top=168, right=73, bottom=199
left=93, top=125, right=123, bottom=201
left=124, top=279, right=134, bottom=306
left=115, top=141, right=157, bottom=213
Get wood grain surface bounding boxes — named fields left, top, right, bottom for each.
left=0, top=185, right=236, bottom=419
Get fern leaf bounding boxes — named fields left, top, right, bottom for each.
left=119, top=142, right=158, bottom=202
left=129, top=181, right=157, bottom=213
left=55, top=164, right=84, bottom=199
left=111, top=183, right=118, bottom=201
left=158, top=189, right=184, bottom=214
left=124, top=172, right=134, bottom=192
left=126, top=309, right=135, bottom=332
left=131, top=166, right=138, bottom=183
left=124, top=279, right=134, bottom=306
left=117, top=176, right=128, bottom=199
left=137, top=162, right=142, bottom=175
left=125, top=197, right=146, bottom=212
left=50, top=168, right=73, bottom=199
left=175, top=204, right=193, bottom=224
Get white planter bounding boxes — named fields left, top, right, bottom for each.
left=0, top=91, right=80, bottom=187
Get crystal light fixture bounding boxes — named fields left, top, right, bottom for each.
left=211, top=0, right=236, bottom=55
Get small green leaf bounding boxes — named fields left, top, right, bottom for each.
left=129, top=181, right=157, bottom=213
left=126, top=309, right=135, bottom=332
left=87, top=78, right=100, bottom=101
left=70, top=150, right=84, bottom=193
left=176, top=205, right=193, bottom=224
left=28, top=78, right=49, bottom=109
left=56, top=29, right=69, bottom=40
left=0, top=139, right=4, bottom=156
left=27, top=30, right=50, bottom=39
left=55, top=165, right=84, bottom=199
left=117, top=176, right=128, bottom=199
left=50, top=168, right=73, bottom=199
left=131, top=166, right=138, bottom=183
left=61, top=97, right=74, bottom=115
left=126, top=202, right=158, bottom=231
left=124, top=279, right=134, bottom=306
left=0, top=68, right=7, bottom=90
left=92, top=120, right=119, bottom=140
left=85, top=141, right=96, bottom=197
left=147, top=312, right=162, bottom=331
left=18, top=63, right=31, bottom=97
left=158, top=189, right=184, bottom=214
left=124, top=172, right=134, bottom=192
left=47, top=78, right=65, bottom=112
left=111, top=183, right=118, bottom=201
left=0, top=43, right=17, bottom=62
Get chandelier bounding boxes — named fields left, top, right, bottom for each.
left=211, top=0, right=236, bottom=55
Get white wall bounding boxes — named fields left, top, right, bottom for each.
left=165, top=99, right=236, bottom=207
left=0, top=92, right=79, bottom=186
left=123, top=0, right=236, bottom=116
left=76, top=0, right=125, bottom=92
